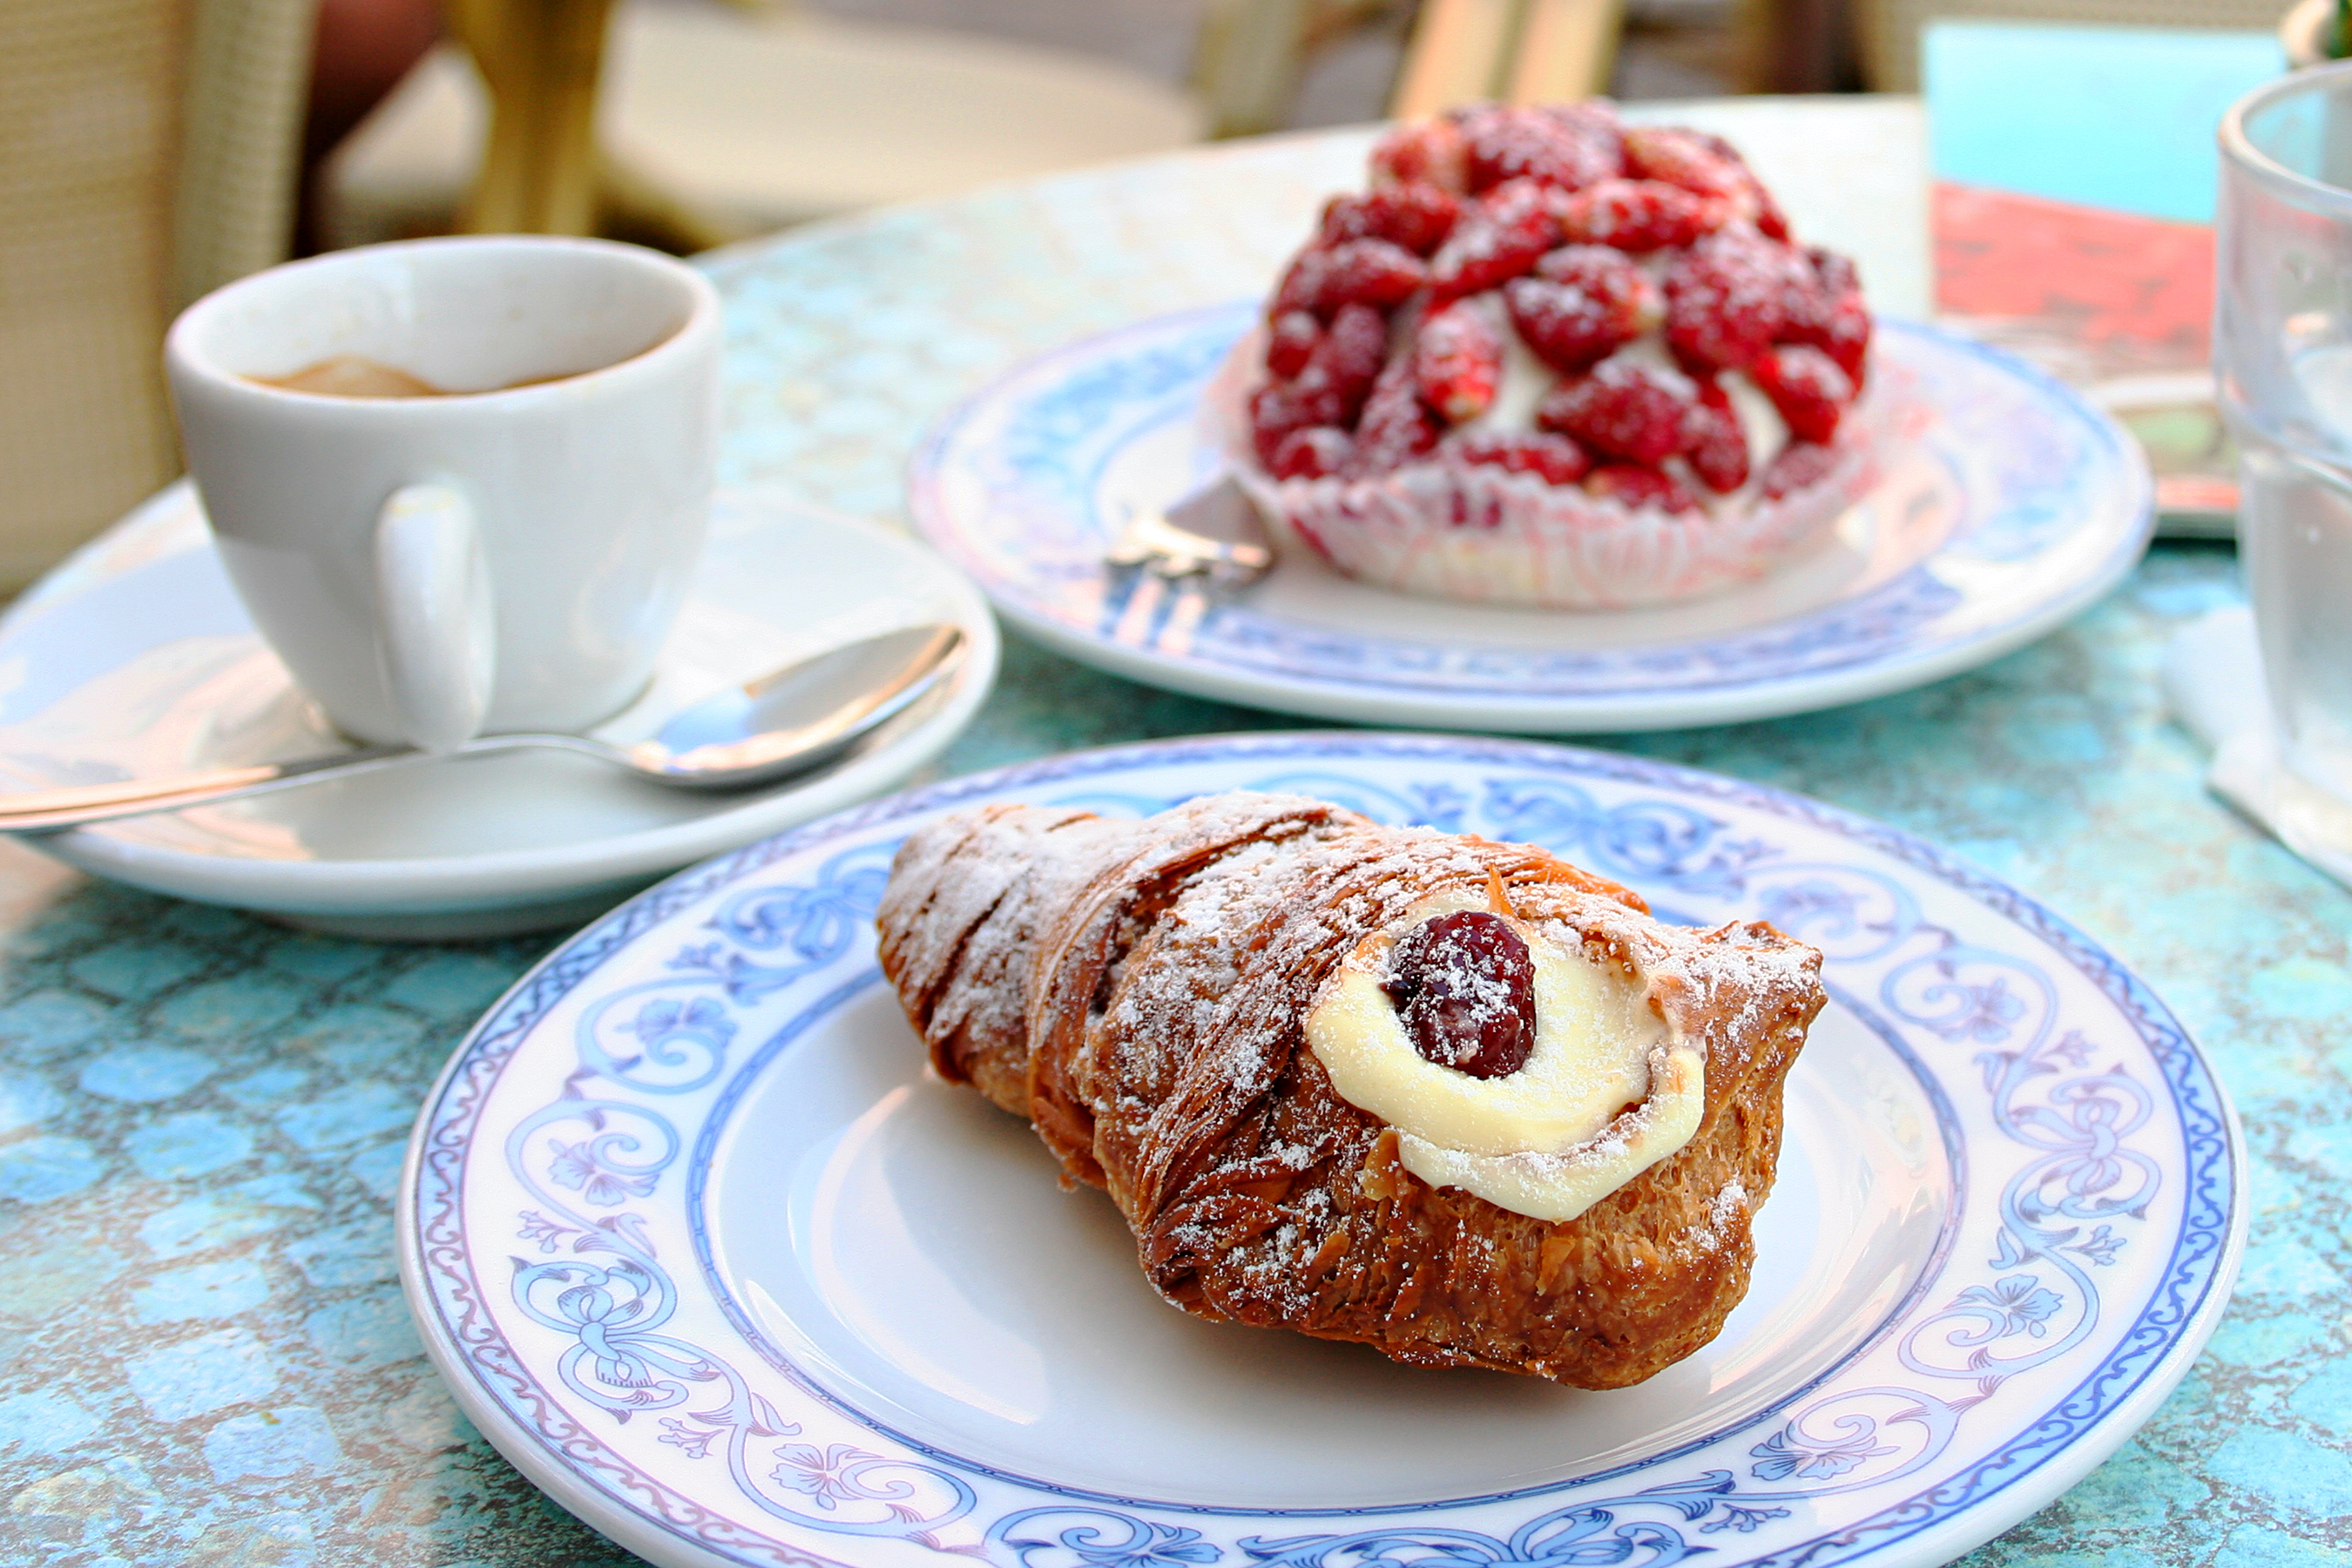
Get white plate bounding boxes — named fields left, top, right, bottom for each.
left=0, top=482, right=998, bottom=937
left=907, top=310, right=2153, bottom=733
left=400, top=731, right=2244, bottom=1568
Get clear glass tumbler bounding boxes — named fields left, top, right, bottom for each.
left=2219, top=62, right=2352, bottom=835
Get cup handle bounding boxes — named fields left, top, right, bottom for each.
left=373, top=483, right=495, bottom=751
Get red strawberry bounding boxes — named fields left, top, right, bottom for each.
left=1302, top=301, right=1388, bottom=423
left=1314, top=237, right=1426, bottom=313
left=1428, top=181, right=1556, bottom=300
left=1505, top=280, right=1626, bottom=374
left=1271, top=426, right=1355, bottom=480
left=1536, top=359, right=1700, bottom=466
left=1683, top=377, right=1749, bottom=492
left=1443, top=429, right=1592, bottom=485
left=1783, top=248, right=1869, bottom=385
left=1370, top=117, right=1470, bottom=193
left=1539, top=99, right=1625, bottom=155
left=1663, top=230, right=1817, bottom=370
left=1760, top=441, right=1841, bottom=499
left=1250, top=379, right=1342, bottom=468
left=1457, top=105, right=1618, bottom=193
left=1505, top=245, right=1661, bottom=372
left=1625, top=124, right=1793, bottom=239
left=1271, top=247, right=1332, bottom=319
left=1808, top=247, right=1859, bottom=301
left=1586, top=463, right=1700, bottom=514
left=1801, top=294, right=1871, bottom=387
left=1624, top=126, right=1748, bottom=202
left=1481, top=175, right=1563, bottom=226
left=1321, top=184, right=1461, bottom=256
left=1748, top=343, right=1853, bottom=443
left=1266, top=309, right=1320, bottom=378
left=1349, top=358, right=1440, bottom=475
left=1552, top=179, right=1728, bottom=252
left=1411, top=302, right=1504, bottom=422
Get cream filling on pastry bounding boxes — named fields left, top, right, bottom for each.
left=1304, top=888, right=1705, bottom=1222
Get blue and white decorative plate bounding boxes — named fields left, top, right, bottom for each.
left=400, top=733, right=2242, bottom=1568
left=907, top=309, right=2153, bottom=733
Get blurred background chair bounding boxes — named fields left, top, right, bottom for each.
left=322, top=0, right=1253, bottom=251
left=322, top=0, right=1662, bottom=254
left=0, top=0, right=314, bottom=591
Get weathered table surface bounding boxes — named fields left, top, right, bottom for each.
left=3, top=105, right=2343, bottom=1568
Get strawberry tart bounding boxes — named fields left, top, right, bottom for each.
left=1225, top=101, right=1882, bottom=610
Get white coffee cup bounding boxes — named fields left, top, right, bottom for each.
left=166, top=236, right=722, bottom=751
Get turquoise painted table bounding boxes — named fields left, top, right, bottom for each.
left=2, top=106, right=2345, bottom=1568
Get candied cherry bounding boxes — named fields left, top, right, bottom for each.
left=1381, top=910, right=1537, bottom=1078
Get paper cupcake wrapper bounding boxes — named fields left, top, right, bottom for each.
left=1212, top=340, right=1897, bottom=612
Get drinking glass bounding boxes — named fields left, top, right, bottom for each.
left=2219, top=62, right=2352, bottom=846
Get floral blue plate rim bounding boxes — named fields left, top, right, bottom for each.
left=400, top=732, right=2243, bottom=1568
left=905, top=308, right=2153, bottom=733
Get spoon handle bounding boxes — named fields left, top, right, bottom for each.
left=0, top=746, right=422, bottom=833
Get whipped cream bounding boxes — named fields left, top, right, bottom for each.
left=1304, top=887, right=1707, bottom=1221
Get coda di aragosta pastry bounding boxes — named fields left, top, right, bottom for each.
left=1220, top=100, right=1882, bottom=611
left=875, top=791, right=1827, bottom=1388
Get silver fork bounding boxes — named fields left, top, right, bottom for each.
left=1105, top=476, right=1274, bottom=585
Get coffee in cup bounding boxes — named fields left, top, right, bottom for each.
left=244, top=351, right=635, bottom=399
left=167, top=236, right=723, bottom=751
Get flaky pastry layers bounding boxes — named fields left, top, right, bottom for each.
left=875, top=792, right=1825, bottom=1387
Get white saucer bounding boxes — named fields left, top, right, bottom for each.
left=0, top=482, right=999, bottom=938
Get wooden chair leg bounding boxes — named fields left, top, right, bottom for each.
left=1391, top=0, right=1520, bottom=118
left=1504, top=0, right=1623, bottom=103
left=443, top=0, right=612, bottom=235
left=1389, top=0, right=1624, bottom=118
left=1194, top=0, right=1317, bottom=139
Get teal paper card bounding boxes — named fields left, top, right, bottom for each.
left=1924, top=20, right=2285, bottom=223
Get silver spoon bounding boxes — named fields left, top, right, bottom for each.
left=0, top=623, right=966, bottom=834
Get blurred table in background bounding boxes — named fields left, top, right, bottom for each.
left=3, top=101, right=2344, bottom=1568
